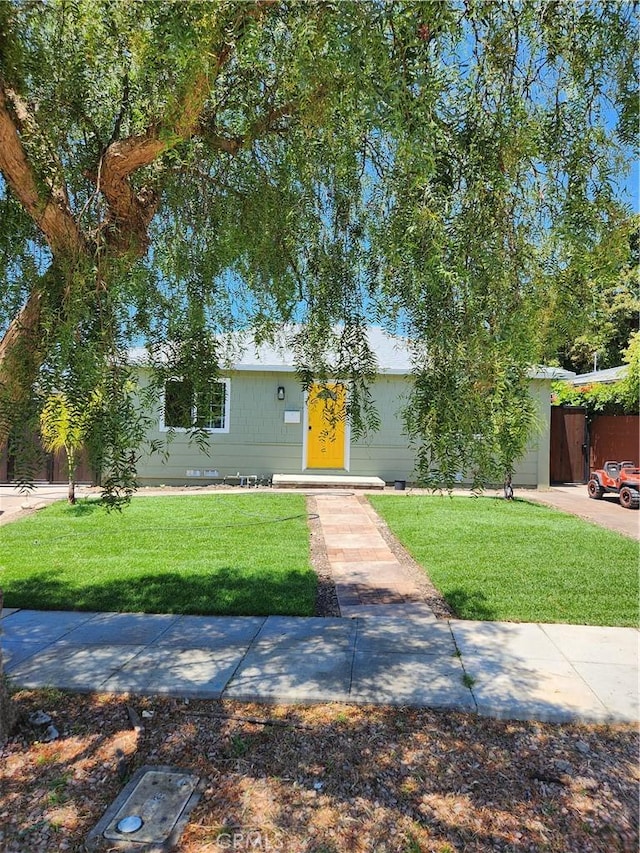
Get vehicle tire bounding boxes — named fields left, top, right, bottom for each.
left=587, top=479, right=604, bottom=499
left=619, top=487, right=640, bottom=509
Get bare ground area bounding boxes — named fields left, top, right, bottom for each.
left=1, top=689, right=638, bottom=853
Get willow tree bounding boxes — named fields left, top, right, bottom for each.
left=0, top=0, right=636, bottom=494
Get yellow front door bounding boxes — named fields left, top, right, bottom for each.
left=306, top=382, right=346, bottom=469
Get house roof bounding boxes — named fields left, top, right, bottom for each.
left=128, top=327, right=412, bottom=373
left=129, top=327, right=567, bottom=380
left=568, top=365, right=627, bottom=385
left=226, top=327, right=413, bottom=374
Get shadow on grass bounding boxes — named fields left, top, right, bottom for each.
left=62, top=501, right=103, bottom=517
left=444, top=588, right=498, bottom=621
left=2, top=567, right=316, bottom=617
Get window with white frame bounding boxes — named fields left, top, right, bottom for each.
left=161, top=378, right=230, bottom=433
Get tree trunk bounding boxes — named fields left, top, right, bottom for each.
left=504, top=473, right=514, bottom=500
left=0, top=590, right=17, bottom=745
left=0, top=291, right=43, bottom=446
left=67, top=446, right=76, bottom=505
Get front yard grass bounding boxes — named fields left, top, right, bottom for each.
left=0, top=494, right=316, bottom=616
left=368, top=495, right=639, bottom=626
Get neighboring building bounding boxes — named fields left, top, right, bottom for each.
left=131, top=328, right=560, bottom=489
left=568, top=366, right=627, bottom=386
left=553, top=364, right=638, bottom=478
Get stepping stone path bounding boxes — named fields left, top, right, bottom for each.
left=314, top=493, right=436, bottom=619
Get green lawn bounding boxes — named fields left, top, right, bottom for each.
left=368, top=495, right=639, bottom=626
left=0, top=494, right=316, bottom=616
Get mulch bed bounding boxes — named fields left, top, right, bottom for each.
left=1, top=691, right=638, bottom=852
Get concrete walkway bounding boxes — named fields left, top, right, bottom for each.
left=1, top=608, right=637, bottom=723
left=1, top=484, right=638, bottom=723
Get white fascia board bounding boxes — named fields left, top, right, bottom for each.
left=230, top=360, right=412, bottom=375
left=527, top=366, right=576, bottom=380
left=231, top=363, right=296, bottom=372
left=128, top=345, right=571, bottom=382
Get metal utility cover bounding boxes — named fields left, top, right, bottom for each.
left=86, top=766, right=202, bottom=852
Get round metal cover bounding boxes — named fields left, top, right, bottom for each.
left=116, top=815, right=143, bottom=834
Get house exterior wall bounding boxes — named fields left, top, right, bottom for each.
left=527, top=379, right=551, bottom=489
left=135, top=369, right=552, bottom=488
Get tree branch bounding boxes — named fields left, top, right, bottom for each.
left=96, top=3, right=288, bottom=252
left=0, top=85, right=84, bottom=257
left=97, top=63, right=222, bottom=253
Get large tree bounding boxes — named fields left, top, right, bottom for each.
left=0, top=0, right=637, bottom=494
left=0, top=0, right=636, bottom=744
left=538, top=214, right=640, bottom=374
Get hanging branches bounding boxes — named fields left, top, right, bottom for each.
left=0, top=0, right=635, bottom=495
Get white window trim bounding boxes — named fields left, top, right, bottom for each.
left=159, top=377, right=230, bottom=434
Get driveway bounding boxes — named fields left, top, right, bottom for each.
left=520, top=484, right=639, bottom=540
left=0, top=484, right=93, bottom=526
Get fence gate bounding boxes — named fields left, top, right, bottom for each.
left=550, top=407, right=588, bottom=484
left=1, top=440, right=94, bottom=485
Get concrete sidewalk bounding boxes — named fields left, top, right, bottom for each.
left=2, top=608, right=637, bottom=724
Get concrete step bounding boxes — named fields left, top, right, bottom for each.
left=271, top=473, right=385, bottom=490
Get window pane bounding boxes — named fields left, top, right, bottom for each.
left=164, top=380, right=194, bottom=428
left=196, top=382, right=226, bottom=430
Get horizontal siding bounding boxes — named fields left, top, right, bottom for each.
left=135, top=370, right=552, bottom=488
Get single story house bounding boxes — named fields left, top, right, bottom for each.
left=131, top=328, right=562, bottom=489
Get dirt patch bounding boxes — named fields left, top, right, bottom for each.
left=308, top=495, right=341, bottom=617
left=1, top=690, right=637, bottom=853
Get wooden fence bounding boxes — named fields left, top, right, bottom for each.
left=550, top=408, right=639, bottom=483
left=589, top=415, right=640, bottom=470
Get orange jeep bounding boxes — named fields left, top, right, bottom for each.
left=587, top=461, right=640, bottom=509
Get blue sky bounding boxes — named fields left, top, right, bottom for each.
left=625, top=158, right=639, bottom=212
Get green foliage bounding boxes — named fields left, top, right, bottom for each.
left=536, top=214, right=640, bottom=373
left=40, top=393, right=86, bottom=456
left=620, top=330, right=640, bottom=407
left=40, top=391, right=93, bottom=503
left=552, top=332, right=640, bottom=415
left=552, top=380, right=627, bottom=415
left=406, top=351, right=538, bottom=491
left=0, top=0, right=637, bottom=494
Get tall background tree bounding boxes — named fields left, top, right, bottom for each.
left=0, top=0, right=636, bottom=494
left=537, top=214, right=639, bottom=374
